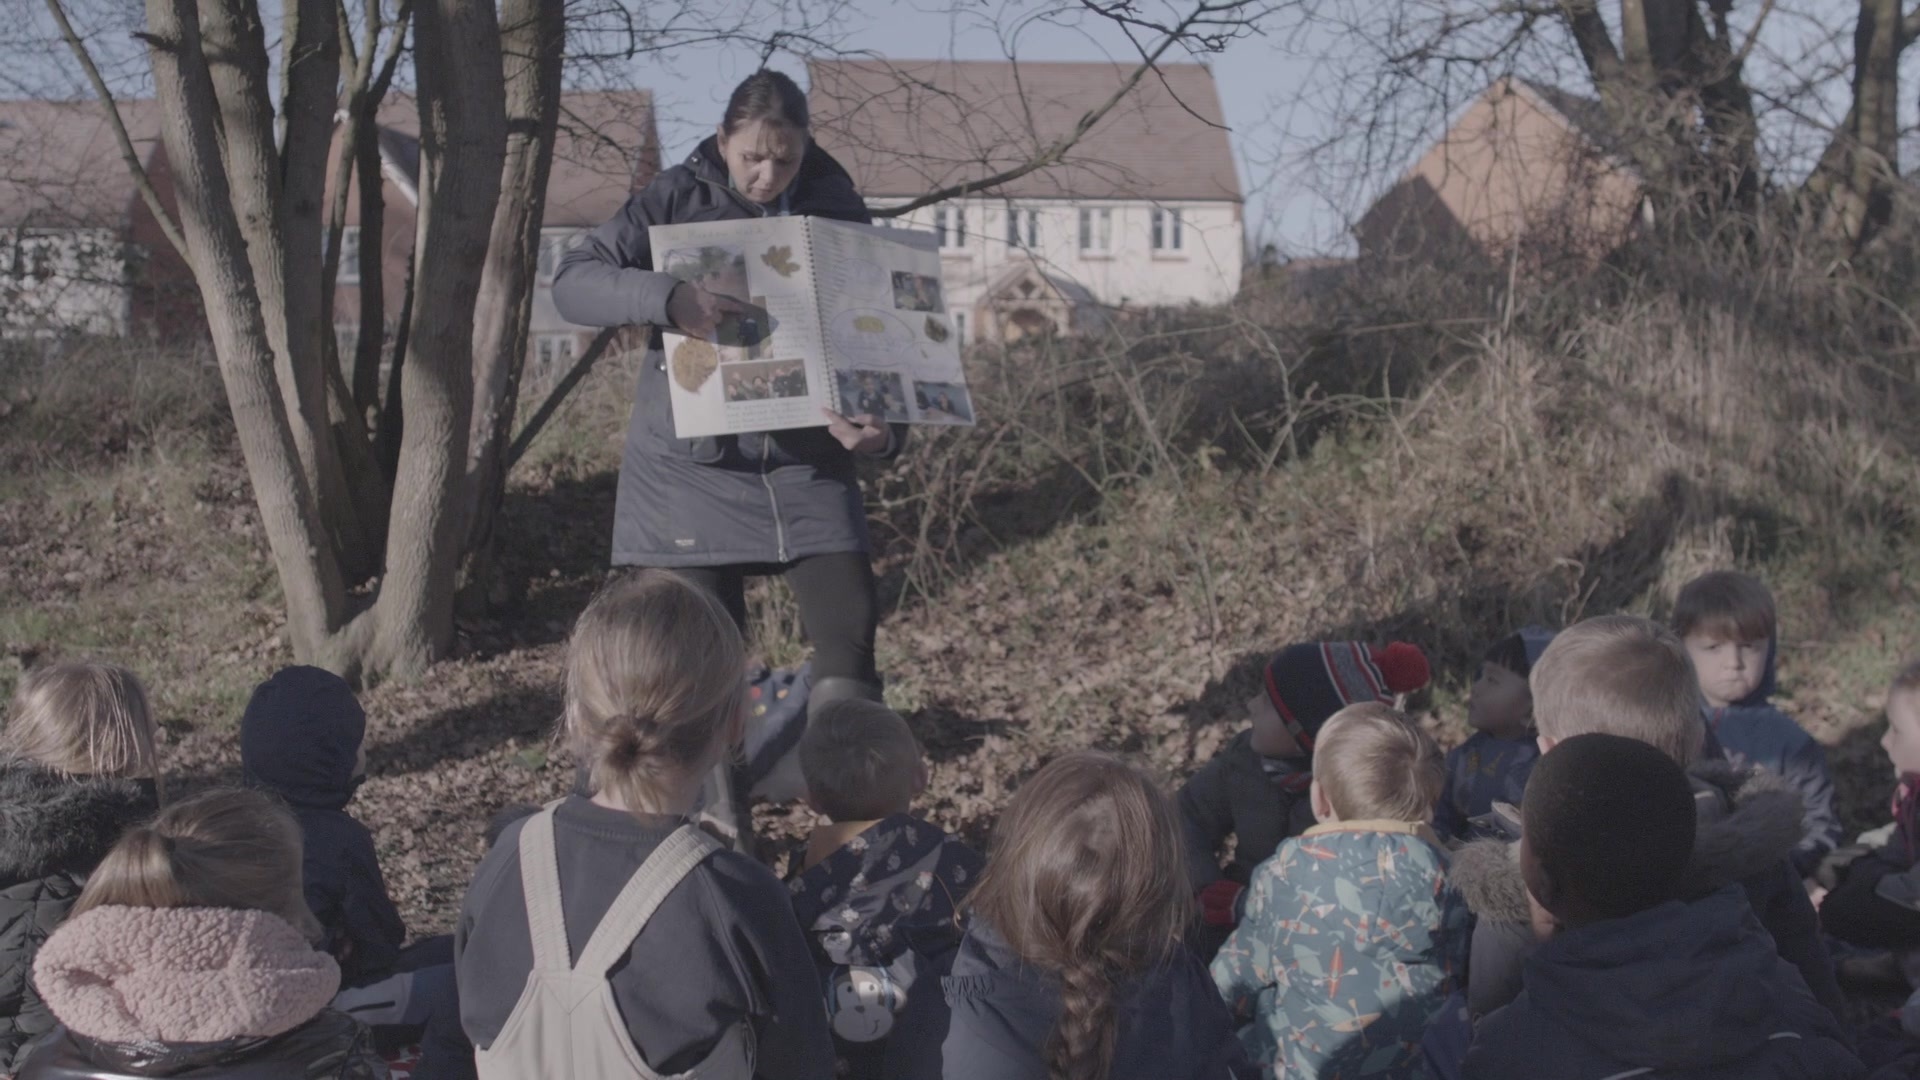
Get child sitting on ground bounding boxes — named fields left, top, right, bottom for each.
left=0, top=662, right=163, bottom=1075
left=456, top=569, right=833, bottom=1077
left=786, top=699, right=983, bottom=1080
left=1433, top=629, right=1553, bottom=842
left=1675, top=570, right=1842, bottom=876
left=1461, top=733, right=1862, bottom=1079
left=942, top=751, right=1250, bottom=1080
left=240, top=665, right=467, bottom=1080
left=1213, top=703, right=1468, bottom=1079
left=13, top=787, right=386, bottom=1080
left=1179, top=641, right=1430, bottom=945
left=1816, top=661, right=1920, bottom=957
left=1448, top=615, right=1842, bottom=1020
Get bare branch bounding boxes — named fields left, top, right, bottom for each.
left=42, top=0, right=189, bottom=263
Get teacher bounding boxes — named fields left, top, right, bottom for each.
left=551, top=69, right=899, bottom=716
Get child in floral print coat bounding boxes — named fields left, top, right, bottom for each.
left=786, top=699, right=984, bottom=1080
left=1212, top=703, right=1469, bottom=1079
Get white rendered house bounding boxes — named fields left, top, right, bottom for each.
left=808, top=59, right=1244, bottom=345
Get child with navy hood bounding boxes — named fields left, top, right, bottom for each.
left=1178, top=641, right=1430, bottom=951
left=1432, top=629, right=1552, bottom=843
left=1460, top=733, right=1862, bottom=1080
left=785, top=698, right=983, bottom=1080
left=240, top=665, right=471, bottom=1080
left=1674, top=570, right=1842, bottom=876
left=942, top=752, right=1252, bottom=1080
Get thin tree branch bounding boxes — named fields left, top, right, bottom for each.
left=43, top=0, right=191, bottom=263
left=507, top=327, right=620, bottom=469
left=872, top=1, right=1211, bottom=218
left=1736, top=0, right=1777, bottom=65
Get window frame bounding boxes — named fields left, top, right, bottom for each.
left=1150, top=207, right=1185, bottom=253
left=934, top=205, right=969, bottom=251
left=1077, top=206, right=1113, bottom=256
left=337, top=226, right=362, bottom=285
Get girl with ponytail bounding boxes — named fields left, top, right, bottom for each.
left=942, top=753, right=1250, bottom=1080
left=14, top=788, right=384, bottom=1079
left=455, top=569, right=833, bottom=1078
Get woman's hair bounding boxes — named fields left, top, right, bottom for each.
left=722, top=69, right=809, bottom=134
left=968, top=752, right=1190, bottom=1080
left=565, top=570, right=745, bottom=815
left=74, top=787, right=319, bottom=941
left=4, top=661, right=161, bottom=785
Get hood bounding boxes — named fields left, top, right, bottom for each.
left=789, top=814, right=980, bottom=967
left=239, top=666, right=364, bottom=810
left=1451, top=760, right=1805, bottom=924
left=1524, top=887, right=1821, bottom=1068
left=686, top=135, right=870, bottom=222
left=0, top=761, right=155, bottom=883
left=34, top=906, right=340, bottom=1044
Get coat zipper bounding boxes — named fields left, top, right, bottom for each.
left=761, top=436, right=789, bottom=562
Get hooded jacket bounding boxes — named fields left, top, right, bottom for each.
left=1179, top=731, right=1319, bottom=890
left=0, top=764, right=156, bottom=1073
left=1449, top=760, right=1843, bottom=1019
left=550, top=136, right=905, bottom=568
left=1706, top=638, right=1842, bottom=876
left=14, top=905, right=384, bottom=1080
left=239, top=667, right=405, bottom=986
left=941, top=921, right=1251, bottom=1080
left=1212, top=821, right=1468, bottom=1079
left=1460, top=887, right=1863, bottom=1080
left=786, top=814, right=985, bottom=1080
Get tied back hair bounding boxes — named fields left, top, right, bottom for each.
left=74, top=787, right=320, bottom=942
left=722, top=69, right=808, bottom=134
left=968, top=752, right=1191, bottom=1080
left=565, top=570, right=745, bottom=815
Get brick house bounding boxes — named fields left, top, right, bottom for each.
left=1354, top=78, right=1648, bottom=271
left=0, top=92, right=658, bottom=374
left=807, top=59, right=1245, bottom=344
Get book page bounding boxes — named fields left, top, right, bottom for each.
left=647, top=216, right=833, bottom=437
left=808, top=218, right=977, bottom=427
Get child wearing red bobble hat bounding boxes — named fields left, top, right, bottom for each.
left=1178, top=640, right=1431, bottom=955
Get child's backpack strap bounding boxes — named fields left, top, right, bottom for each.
left=575, top=825, right=722, bottom=977
left=515, top=807, right=573, bottom=973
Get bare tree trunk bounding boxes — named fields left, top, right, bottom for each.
left=351, top=115, right=390, bottom=413
left=1805, top=0, right=1904, bottom=249
left=458, top=0, right=564, bottom=613
left=365, top=0, right=506, bottom=676
left=142, top=0, right=359, bottom=666
left=198, top=0, right=379, bottom=577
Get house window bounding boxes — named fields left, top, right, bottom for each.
left=1005, top=208, right=1038, bottom=248
left=6, top=233, right=56, bottom=282
left=1151, top=207, right=1184, bottom=252
left=934, top=206, right=967, bottom=250
left=333, top=323, right=359, bottom=361
left=337, top=227, right=361, bottom=284
left=537, top=230, right=576, bottom=285
left=953, top=311, right=967, bottom=346
left=536, top=332, right=577, bottom=371
left=1077, top=207, right=1112, bottom=255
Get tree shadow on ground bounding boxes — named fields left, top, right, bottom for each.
left=467, top=469, right=619, bottom=655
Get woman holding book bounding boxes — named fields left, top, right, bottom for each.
left=552, top=68, right=898, bottom=722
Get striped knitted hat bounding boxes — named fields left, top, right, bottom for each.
left=1264, top=641, right=1431, bottom=752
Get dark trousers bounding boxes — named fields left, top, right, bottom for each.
left=677, top=551, right=880, bottom=685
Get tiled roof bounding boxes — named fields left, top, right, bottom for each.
left=807, top=58, right=1241, bottom=203
left=0, top=99, right=161, bottom=229
left=0, top=90, right=655, bottom=232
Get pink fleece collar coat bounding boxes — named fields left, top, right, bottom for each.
left=33, top=906, right=341, bottom=1044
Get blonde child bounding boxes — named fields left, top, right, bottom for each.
left=455, top=569, right=833, bottom=1078
left=0, top=662, right=163, bottom=1073
left=1213, top=703, right=1468, bottom=1079
left=941, top=752, right=1249, bottom=1080
left=13, top=787, right=384, bottom=1079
